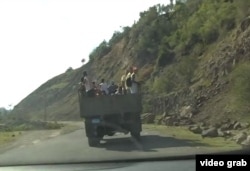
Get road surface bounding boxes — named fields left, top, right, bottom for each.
left=0, top=122, right=228, bottom=166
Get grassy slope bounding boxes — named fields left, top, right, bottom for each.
left=9, top=0, right=250, bottom=124
left=0, top=132, right=21, bottom=147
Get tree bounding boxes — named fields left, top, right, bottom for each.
left=66, top=67, right=73, bottom=73
left=170, top=0, right=173, bottom=8
left=109, top=31, right=123, bottom=46
left=89, top=40, right=111, bottom=60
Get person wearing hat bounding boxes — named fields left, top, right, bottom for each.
left=99, top=78, right=109, bottom=95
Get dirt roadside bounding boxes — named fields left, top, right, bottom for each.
left=0, top=121, right=83, bottom=154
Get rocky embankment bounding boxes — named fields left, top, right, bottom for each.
left=141, top=105, right=250, bottom=148
left=141, top=16, right=250, bottom=149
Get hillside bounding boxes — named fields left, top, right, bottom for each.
left=10, top=0, right=250, bottom=125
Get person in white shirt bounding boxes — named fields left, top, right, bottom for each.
left=99, top=78, right=109, bottom=95
left=78, top=77, right=86, bottom=96
left=121, top=70, right=129, bottom=95
left=125, top=67, right=133, bottom=94
left=82, top=71, right=94, bottom=97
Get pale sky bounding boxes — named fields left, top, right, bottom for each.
left=0, top=0, right=169, bottom=109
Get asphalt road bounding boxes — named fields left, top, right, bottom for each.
left=0, top=123, right=225, bottom=166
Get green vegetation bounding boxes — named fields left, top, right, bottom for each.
left=10, top=0, right=250, bottom=123
left=48, top=82, right=68, bottom=90
left=176, top=56, right=198, bottom=85
left=0, top=120, right=64, bottom=132
left=231, top=62, right=250, bottom=103
left=89, top=40, right=111, bottom=60
left=128, top=0, right=250, bottom=118
left=109, top=27, right=131, bottom=46
left=0, top=122, right=80, bottom=147
left=65, top=67, right=73, bottom=73
left=128, top=0, right=246, bottom=95
left=229, top=62, right=250, bottom=118
left=0, top=132, right=20, bottom=146
left=152, top=71, right=176, bottom=94
left=89, top=26, right=131, bottom=61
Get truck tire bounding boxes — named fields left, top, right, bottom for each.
left=130, top=123, right=141, bottom=141
left=131, top=131, right=141, bottom=141
left=88, top=137, right=100, bottom=147
left=85, top=120, right=103, bottom=138
left=130, top=114, right=142, bottom=141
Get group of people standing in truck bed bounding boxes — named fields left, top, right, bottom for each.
left=78, top=66, right=140, bottom=97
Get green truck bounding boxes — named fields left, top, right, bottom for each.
left=78, top=93, right=142, bottom=147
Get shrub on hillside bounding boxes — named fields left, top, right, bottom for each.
left=226, top=62, right=250, bottom=118
left=220, top=18, right=236, bottom=31
left=157, top=49, right=175, bottom=67
left=140, top=66, right=154, bottom=80
left=152, top=73, right=175, bottom=94
left=65, top=67, right=73, bottom=73
left=89, top=40, right=111, bottom=60
left=231, top=62, right=250, bottom=104
left=177, top=57, right=197, bottom=85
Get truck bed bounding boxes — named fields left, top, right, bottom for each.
left=78, top=94, right=142, bottom=118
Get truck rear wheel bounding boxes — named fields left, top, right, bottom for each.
left=131, top=132, right=141, bottom=141
left=130, top=114, right=142, bottom=141
left=88, top=137, right=100, bottom=147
